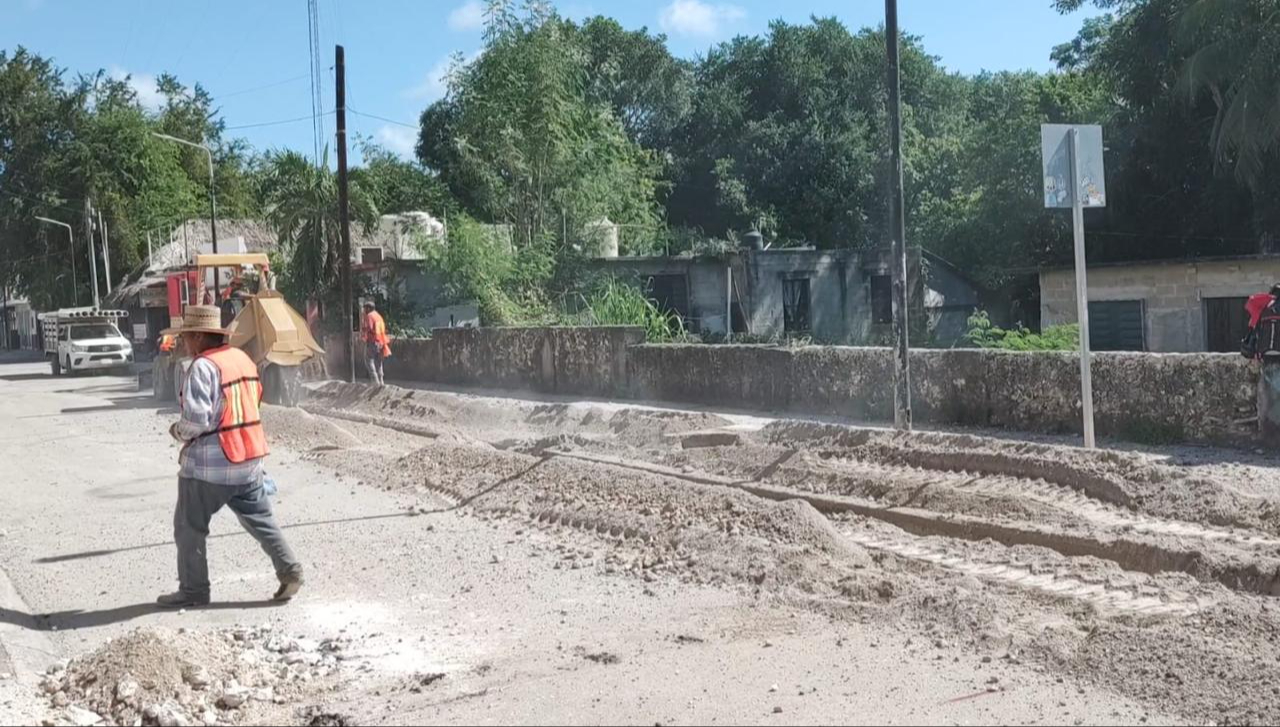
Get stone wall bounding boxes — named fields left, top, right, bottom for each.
left=329, top=327, right=646, bottom=397
left=326, top=328, right=1263, bottom=447
left=627, top=345, right=1259, bottom=445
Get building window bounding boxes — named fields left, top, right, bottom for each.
left=361, top=247, right=385, bottom=265
left=870, top=275, right=892, bottom=325
left=1205, top=297, right=1250, bottom=353
left=1088, top=300, right=1146, bottom=351
left=644, top=274, right=690, bottom=323
left=783, top=278, right=811, bottom=333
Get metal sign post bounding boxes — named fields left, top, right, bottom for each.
left=1042, top=124, right=1106, bottom=449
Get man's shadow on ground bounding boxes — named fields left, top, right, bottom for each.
left=0, top=601, right=284, bottom=632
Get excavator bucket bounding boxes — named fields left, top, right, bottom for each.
left=227, top=291, right=324, bottom=368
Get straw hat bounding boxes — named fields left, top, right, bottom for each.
left=162, top=305, right=227, bottom=336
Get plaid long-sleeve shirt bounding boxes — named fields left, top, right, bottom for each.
left=176, top=357, right=266, bottom=486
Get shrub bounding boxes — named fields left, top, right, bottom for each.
left=570, top=278, right=685, bottom=342
left=963, top=310, right=1079, bottom=351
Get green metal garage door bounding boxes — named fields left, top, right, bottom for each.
left=1088, top=300, right=1146, bottom=351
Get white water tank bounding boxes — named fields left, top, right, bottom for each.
left=584, top=218, right=620, bottom=258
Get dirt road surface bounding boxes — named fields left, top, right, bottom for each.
left=2, top=355, right=1277, bottom=725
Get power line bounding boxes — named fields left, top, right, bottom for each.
left=224, top=110, right=333, bottom=130
left=0, top=189, right=84, bottom=217
left=308, top=0, right=325, bottom=164
left=348, top=108, right=417, bottom=129
left=212, top=73, right=310, bottom=101
left=0, top=250, right=74, bottom=269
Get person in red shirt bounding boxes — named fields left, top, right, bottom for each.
left=1246, top=285, right=1280, bottom=329
left=360, top=301, right=392, bottom=386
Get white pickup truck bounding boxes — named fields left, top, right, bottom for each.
left=39, top=308, right=135, bottom=376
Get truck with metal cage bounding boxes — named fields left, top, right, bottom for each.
left=39, top=308, right=134, bottom=376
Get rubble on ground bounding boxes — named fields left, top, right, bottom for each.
left=39, top=626, right=347, bottom=727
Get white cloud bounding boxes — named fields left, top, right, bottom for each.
left=109, top=66, right=165, bottom=111
left=659, top=0, right=745, bottom=38
left=377, top=125, right=418, bottom=159
left=448, top=1, right=485, bottom=32
left=404, top=56, right=454, bottom=101
left=403, top=50, right=482, bottom=101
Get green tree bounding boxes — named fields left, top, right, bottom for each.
left=418, top=10, right=660, bottom=253
left=258, top=149, right=378, bottom=309
left=912, top=71, right=1112, bottom=288
left=351, top=139, right=455, bottom=217
left=1053, top=0, right=1274, bottom=256
left=666, top=19, right=965, bottom=247
left=573, top=16, right=693, bottom=152
left=0, top=49, right=262, bottom=308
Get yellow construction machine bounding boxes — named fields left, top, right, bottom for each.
left=153, top=254, right=324, bottom=406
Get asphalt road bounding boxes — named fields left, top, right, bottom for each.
left=0, top=356, right=1169, bottom=725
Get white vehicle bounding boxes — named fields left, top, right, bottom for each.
left=39, top=308, right=134, bottom=376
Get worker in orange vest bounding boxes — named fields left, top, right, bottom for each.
left=361, top=300, right=392, bottom=386
left=159, top=305, right=303, bottom=609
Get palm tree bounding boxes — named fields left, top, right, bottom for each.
left=1180, top=0, right=1280, bottom=188
left=259, top=148, right=378, bottom=305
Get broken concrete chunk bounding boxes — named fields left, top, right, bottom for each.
left=115, top=676, right=139, bottom=702
left=182, top=664, right=211, bottom=689
left=64, top=706, right=103, bottom=727
left=218, top=686, right=249, bottom=710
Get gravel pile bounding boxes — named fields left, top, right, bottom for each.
left=40, top=626, right=346, bottom=727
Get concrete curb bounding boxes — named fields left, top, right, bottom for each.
left=0, top=563, right=61, bottom=684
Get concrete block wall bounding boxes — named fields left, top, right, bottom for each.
left=1041, top=258, right=1280, bottom=352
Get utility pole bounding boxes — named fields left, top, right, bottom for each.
left=97, top=209, right=113, bottom=294
left=84, top=198, right=100, bottom=309
left=2, top=277, right=9, bottom=351
left=885, top=0, right=913, bottom=431
left=336, top=44, right=355, bottom=383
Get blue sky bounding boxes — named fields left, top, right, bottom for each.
left=3, top=0, right=1099, bottom=162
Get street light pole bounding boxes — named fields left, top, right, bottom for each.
left=152, top=132, right=220, bottom=299
left=885, top=0, right=913, bottom=431
left=34, top=216, right=78, bottom=307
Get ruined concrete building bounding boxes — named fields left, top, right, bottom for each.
left=587, top=242, right=981, bottom=346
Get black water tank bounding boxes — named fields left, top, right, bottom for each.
left=743, top=230, right=764, bottom=250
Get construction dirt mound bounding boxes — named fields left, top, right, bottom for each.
left=41, top=626, right=346, bottom=727
left=305, top=381, right=732, bottom=448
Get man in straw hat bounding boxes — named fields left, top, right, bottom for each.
left=158, top=305, right=304, bottom=608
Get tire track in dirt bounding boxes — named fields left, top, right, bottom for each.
left=546, top=448, right=1280, bottom=598
left=795, top=455, right=1280, bottom=549
left=835, top=525, right=1210, bottom=617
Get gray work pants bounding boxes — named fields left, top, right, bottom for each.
left=365, top=343, right=386, bottom=385
left=174, top=477, right=302, bottom=599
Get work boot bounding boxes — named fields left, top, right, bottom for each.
left=156, top=592, right=210, bottom=609
left=273, top=572, right=304, bottom=602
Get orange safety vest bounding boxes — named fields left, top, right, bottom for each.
left=196, top=346, right=269, bottom=464
left=364, top=311, right=392, bottom=358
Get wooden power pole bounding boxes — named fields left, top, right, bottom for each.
left=336, top=44, right=355, bottom=383
left=885, top=0, right=913, bottom=431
